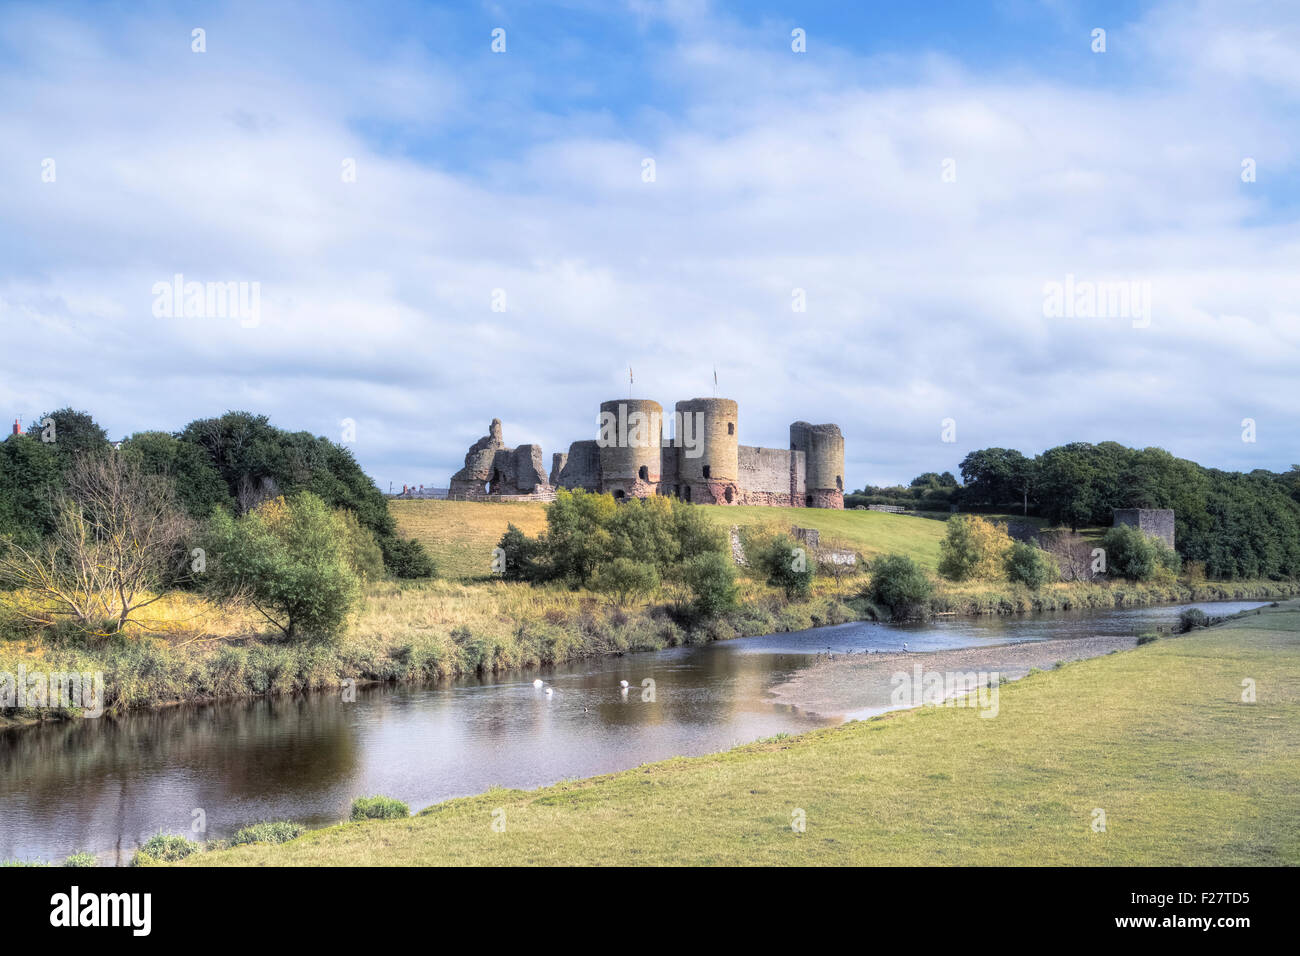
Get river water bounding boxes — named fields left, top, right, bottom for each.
left=0, top=599, right=1268, bottom=864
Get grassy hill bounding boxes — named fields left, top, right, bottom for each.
left=391, top=498, right=951, bottom=579
left=179, top=601, right=1300, bottom=866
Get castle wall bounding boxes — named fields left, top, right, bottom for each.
left=1112, top=508, right=1176, bottom=550
left=737, top=445, right=805, bottom=507
left=557, top=440, right=600, bottom=492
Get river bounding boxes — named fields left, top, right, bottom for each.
left=0, top=599, right=1268, bottom=865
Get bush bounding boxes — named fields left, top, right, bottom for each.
left=131, top=833, right=200, bottom=865
left=1136, top=632, right=1159, bottom=645
left=865, top=554, right=933, bottom=620
left=1101, top=524, right=1167, bottom=582
left=496, top=523, right=545, bottom=581
left=1004, top=541, right=1059, bottom=590
left=681, top=551, right=739, bottom=619
left=231, top=820, right=306, bottom=846
left=338, top=510, right=387, bottom=582
left=350, top=795, right=409, bottom=821
left=203, top=492, right=361, bottom=641
left=938, top=515, right=1012, bottom=582
left=591, top=558, right=660, bottom=606
left=1177, top=608, right=1210, bottom=633
left=752, top=533, right=814, bottom=600
left=381, top=536, right=436, bottom=579
left=63, top=852, right=98, bottom=867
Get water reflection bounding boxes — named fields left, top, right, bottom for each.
left=0, top=600, right=1268, bottom=864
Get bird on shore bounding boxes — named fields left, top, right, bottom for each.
left=903, top=642, right=909, bottom=652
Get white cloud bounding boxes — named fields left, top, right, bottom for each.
left=1, top=0, right=1297, bottom=492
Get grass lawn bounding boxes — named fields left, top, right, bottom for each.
left=392, top=498, right=951, bottom=578
left=390, top=499, right=549, bottom=580
left=180, top=601, right=1300, bottom=866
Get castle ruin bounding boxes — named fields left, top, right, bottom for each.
left=449, top=397, right=845, bottom=509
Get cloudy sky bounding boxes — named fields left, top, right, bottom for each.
left=1, top=0, right=1297, bottom=491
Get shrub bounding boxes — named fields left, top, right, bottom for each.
left=338, top=510, right=386, bottom=582
left=63, top=852, right=98, bottom=867
left=1101, top=524, right=1169, bottom=582
left=231, top=820, right=305, bottom=846
left=1136, top=632, right=1159, bottom=645
left=681, top=551, right=739, bottom=619
left=1004, top=541, right=1059, bottom=590
left=865, top=554, right=933, bottom=620
left=381, top=536, right=436, bottom=579
left=203, top=492, right=361, bottom=641
left=1177, top=608, right=1210, bottom=633
left=590, top=558, right=660, bottom=607
left=131, top=833, right=200, bottom=865
left=496, top=523, right=546, bottom=581
left=752, top=533, right=814, bottom=600
left=938, top=515, right=1012, bottom=582
left=350, top=795, right=409, bottom=821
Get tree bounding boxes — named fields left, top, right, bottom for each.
left=1004, top=541, right=1059, bottom=589
left=203, top=492, right=360, bottom=641
left=0, top=452, right=193, bottom=631
left=937, top=515, right=1013, bottom=582
left=958, top=448, right=1029, bottom=507
left=1036, top=443, right=1105, bottom=531
left=29, top=408, right=110, bottom=467
left=0, top=433, right=62, bottom=546
left=496, top=523, right=544, bottom=581
left=865, top=555, right=932, bottom=620
left=753, top=532, right=814, bottom=600
left=591, top=558, right=660, bottom=607
left=680, top=551, right=739, bottom=618
left=120, top=430, right=229, bottom=520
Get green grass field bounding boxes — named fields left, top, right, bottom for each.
left=392, top=498, right=951, bottom=579
left=179, top=601, right=1300, bottom=866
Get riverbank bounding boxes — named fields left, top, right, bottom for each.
left=766, top=633, right=1143, bottom=718
left=175, top=600, right=1300, bottom=866
left=2, top=576, right=1295, bottom=728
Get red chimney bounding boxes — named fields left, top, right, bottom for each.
left=11, top=419, right=20, bottom=436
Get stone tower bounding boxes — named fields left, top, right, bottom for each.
left=674, top=398, right=739, bottom=504
left=598, top=399, right=663, bottom=499
left=790, top=421, right=845, bottom=509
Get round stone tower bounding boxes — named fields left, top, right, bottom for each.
left=674, top=398, right=739, bottom=504
left=598, top=399, right=663, bottom=499
left=790, top=421, right=845, bottom=509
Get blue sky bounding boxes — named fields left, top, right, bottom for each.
left=1, top=0, right=1298, bottom=491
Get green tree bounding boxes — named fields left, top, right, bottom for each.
left=680, top=551, right=739, bottom=619
left=865, top=555, right=933, bottom=620
left=120, top=430, right=229, bottom=520
left=0, top=434, right=62, bottom=545
left=30, top=408, right=110, bottom=467
left=753, top=532, right=813, bottom=600
left=203, top=492, right=360, bottom=641
left=591, top=557, right=660, bottom=606
left=1004, top=541, right=1059, bottom=589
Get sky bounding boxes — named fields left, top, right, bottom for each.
left=1, top=0, right=1297, bottom=492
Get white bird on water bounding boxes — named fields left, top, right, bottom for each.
left=619, top=680, right=629, bottom=688
left=545, top=687, right=554, bottom=697
left=533, top=679, right=543, bottom=688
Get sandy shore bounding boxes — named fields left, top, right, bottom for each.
left=768, top=633, right=1140, bottom=719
